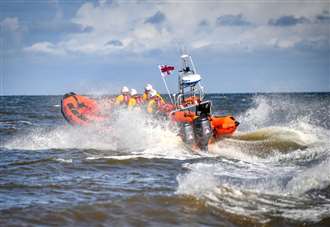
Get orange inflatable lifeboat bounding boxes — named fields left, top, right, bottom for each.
left=60, top=92, right=239, bottom=150
left=61, top=92, right=105, bottom=126
left=60, top=53, right=239, bottom=150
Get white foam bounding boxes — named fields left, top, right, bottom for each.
left=54, top=158, right=73, bottom=163
left=18, top=120, right=33, bottom=125
left=286, top=158, right=330, bottom=195
left=3, top=107, right=199, bottom=160
left=177, top=158, right=330, bottom=222
left=238, top=96, right=271, bottom=131
left=177, top=95, right=330, bottom=223
left=3, top=125, right=118, bottom=151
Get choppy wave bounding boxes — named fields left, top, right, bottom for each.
left=1, top=94, right=330, bottom=225
left=177, top=95, right=330, bottom=223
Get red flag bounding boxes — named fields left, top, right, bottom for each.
left=159, top=65, right=175, bottom=77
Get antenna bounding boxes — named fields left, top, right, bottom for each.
left=180, top=45, right=187, bottom=56
left=189, top=55, right=197, bottom=74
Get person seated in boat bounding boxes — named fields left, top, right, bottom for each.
left=115, top=86, right=130, bottom=105
left=128, top=88, right=144, bottom=108
left=143, top=84, right=164, bottom=102
left=143, top=84, right=153, bottom=101
left=146, top=89, right=165, bottom=114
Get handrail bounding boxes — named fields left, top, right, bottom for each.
left=176, top=94, right=183, bottom=106
left=169, top=100, right=212, bottom=115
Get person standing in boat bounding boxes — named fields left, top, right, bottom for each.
left=146, top=89, right=165, bottom=113
left=115, top=86, right=131, bottom=105
left=128, top=88, right=144, bottom=108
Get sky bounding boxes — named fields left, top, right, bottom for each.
left=0, top=0, right=329, bottom=95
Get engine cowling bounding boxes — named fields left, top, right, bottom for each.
left=180, top=122, right=195, bottom=145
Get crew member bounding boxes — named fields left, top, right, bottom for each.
left=115, top=86, right=130, bottom=105
left=128, top=88, right=144, bottom=107
left=146, top=89, right=165, bottom=113
left=142, top=84, right=153, bottom=101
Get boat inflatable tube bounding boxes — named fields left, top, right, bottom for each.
left=171, top=111, right=239, bottom=138
left=211, top=116, right=240, bottom=137
left=61, top=92, right=105, bottom=126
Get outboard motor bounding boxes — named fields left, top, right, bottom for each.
left=180, top=122, right=194, bottom=145
left=193, top=114, right=212, bottom=150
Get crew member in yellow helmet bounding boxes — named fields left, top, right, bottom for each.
left=115, top=86, right=130, bottom=105
left=147, top=89, right=165, bottom=113
left=128, top=88, right=144, bottom=108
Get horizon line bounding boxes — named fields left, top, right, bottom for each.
left=1, top=91, right=329, bottom=97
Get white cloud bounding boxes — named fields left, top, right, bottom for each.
left=24, top=42, right=65, bottom=55
left=24, top=1, right=330, bottom=56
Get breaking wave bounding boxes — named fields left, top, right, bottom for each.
left=3, top=108, right=195, bottom=160
left=177, top=94, right=330, bottom=223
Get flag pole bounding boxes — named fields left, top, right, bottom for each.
left=159, top=65, right=174, bottom=104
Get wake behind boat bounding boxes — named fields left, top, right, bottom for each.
left=61, top=54, right=239, bottom=150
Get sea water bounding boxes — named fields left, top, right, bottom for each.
left=0, top=93, right=329, bottom=226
